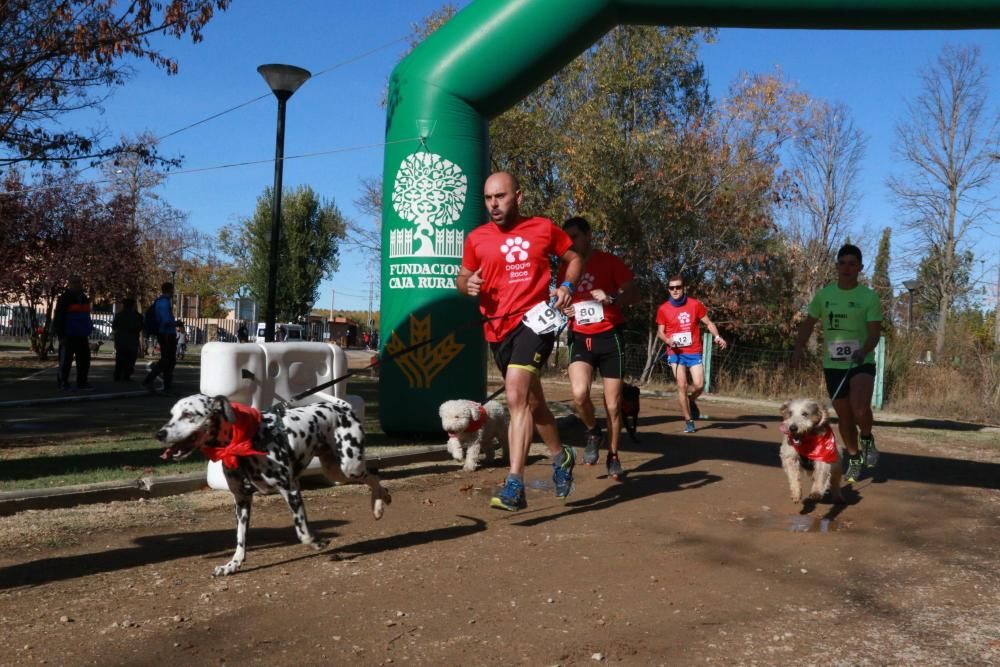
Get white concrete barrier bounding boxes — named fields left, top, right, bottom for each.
left=200, top=341, right=364, bottom=490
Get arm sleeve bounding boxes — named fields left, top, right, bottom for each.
left=549, top=223, right=573, bottom=257
left=461, top=233, right=479, bottom=272
left=806, top=291, right=823, bottom=320
left=866, top=292, right=883, bottom=322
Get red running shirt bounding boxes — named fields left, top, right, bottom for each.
left=558, top=251, right=634, bottom=335
left=462, top=216, right=573, bottom=343
left=655, top=298, right=708, bottom=355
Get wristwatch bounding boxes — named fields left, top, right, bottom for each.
left=606, top=294, right=617, bottom=305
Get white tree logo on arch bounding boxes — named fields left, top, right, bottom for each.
left=390, top=151, right=468, bottom=258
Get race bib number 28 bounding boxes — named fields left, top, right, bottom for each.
left=828, top=340, right=859, bottom=361
left=523, top=301, right=567, bottom=335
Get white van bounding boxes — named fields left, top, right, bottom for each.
left=254, top=322, right=305, bottom=342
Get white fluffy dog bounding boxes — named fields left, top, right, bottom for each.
left=438, top=399, right=509, bottom=471
left=779, top=398, right=844, bottom=504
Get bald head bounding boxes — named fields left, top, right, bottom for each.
left=483, top=172, right=522, bottom=227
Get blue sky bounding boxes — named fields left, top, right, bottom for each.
left=75, top=1, right=1000, bottom=312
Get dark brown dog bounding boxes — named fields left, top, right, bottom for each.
left=621, top=382, right=640, bottom=442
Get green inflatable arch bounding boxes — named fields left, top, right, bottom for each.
left=379, top=0, right=1000, bottom=433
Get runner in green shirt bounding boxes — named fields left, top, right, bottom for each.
left=792, top=244, right=882, bottom=485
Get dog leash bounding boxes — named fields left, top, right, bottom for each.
left=251, top=306, right=532, bottom=408
left=831, top=359, right=856, bottom=400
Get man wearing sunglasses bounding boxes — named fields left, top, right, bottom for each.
left=655, top=277, right=727, bottom=433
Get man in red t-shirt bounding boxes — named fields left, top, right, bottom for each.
left=558, top=217, right=637, bottom=479
left=655, top=276, right=727, bottom=433
left=457, top=172, right=582, bottom=511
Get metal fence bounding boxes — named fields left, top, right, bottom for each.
left=0, top=304, right=249, bottom=344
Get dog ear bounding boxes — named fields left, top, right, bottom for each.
left=817, top=403, right=829, bottom=428
left=780, top=400, right=791, bottom=419
left=213, top=395, right=236, bottom=423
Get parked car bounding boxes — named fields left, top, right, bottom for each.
left=254, top=322, right=305, bottom=342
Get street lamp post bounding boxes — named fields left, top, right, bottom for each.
left=257, top=64, right=311, bottom=343
left=903, top=279, right=921, bottom=335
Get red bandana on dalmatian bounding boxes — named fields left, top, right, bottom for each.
left=779, top=423, right=838, bottom=464
left=448, top=404, right=488, bottom=437
left=202, top=402, right=267, bottom=469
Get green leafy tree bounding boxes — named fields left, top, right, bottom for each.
left=489, top=27, right=808, bottom=376
left=224, top=186, right=346, bottom=322
left=871, top=227, right=894, bottom=330
left=915, top=246, right=976, bottom=327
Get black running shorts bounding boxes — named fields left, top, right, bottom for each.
left=490, top=323, right=555, bottom=376
left=568, top=329, right=625, bottom=379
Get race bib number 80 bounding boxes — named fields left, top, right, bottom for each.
left=523, top=301, right=567, bottom=335
left=573, top=300, right=605, bottom=325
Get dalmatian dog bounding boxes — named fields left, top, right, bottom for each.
left=157, top=393, right=390, bottom=576
left=778, top=398, right=844, bottom=504
left=438, top=399, right=509, bottom=471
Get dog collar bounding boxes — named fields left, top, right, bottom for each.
left=788, top=425, right=838, bottom=464
left=201, top=402, right=268, bottom=469
left=448, top=404, right=488, bottom=437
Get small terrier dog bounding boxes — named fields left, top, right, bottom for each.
left=779, top=398, right=844, bottom=504
left=438, top=399, right=509, bottom=471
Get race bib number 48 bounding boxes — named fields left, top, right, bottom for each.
left=828, top=339, right=859, bottom=361
left=523, top=301, right=567, bottom=335
left=573, top=300, right=605, bottom=325
left=671, top=331, right=693, bottom=347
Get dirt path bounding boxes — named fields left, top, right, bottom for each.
left=0, top=390, right=997, bottom=666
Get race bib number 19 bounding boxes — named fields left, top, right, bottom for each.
left=523, top=301, right=567, bottom=335
left=573, top=300, right=605, bottom=325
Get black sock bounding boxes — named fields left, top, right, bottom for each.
left=589, top=423, right=602, bottom=435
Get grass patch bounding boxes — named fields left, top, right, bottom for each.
left=0, top=432, right=206, bottom=491
left=0, top=376, right=444, bottom=492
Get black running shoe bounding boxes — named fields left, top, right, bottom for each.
left=583, top=429, right=603, bottom=465
left=844, top=452, right=865, bottom=483
left=606, top=453, right=623, bottom=480
left=860, top=434, right=879, bottom=468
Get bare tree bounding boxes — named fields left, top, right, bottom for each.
left=785, top=100, right=868, bottom=308
left=888, top=44, right=999, bottom=359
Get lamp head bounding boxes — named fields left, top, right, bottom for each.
left=257, top=64, right=311, bottom=100
left=903, top=279, right=921, bottom=292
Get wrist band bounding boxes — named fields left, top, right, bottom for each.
left=559, top=281, right=574, bottom=291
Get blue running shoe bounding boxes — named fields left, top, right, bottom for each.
left=490, top=476, right=526, bottom=511
left=552, top=446, right=576, bottom=498
left=684, top=420, right=696, bottom=433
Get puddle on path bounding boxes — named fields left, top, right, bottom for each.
left=738, top=512, right=844, bottom=533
